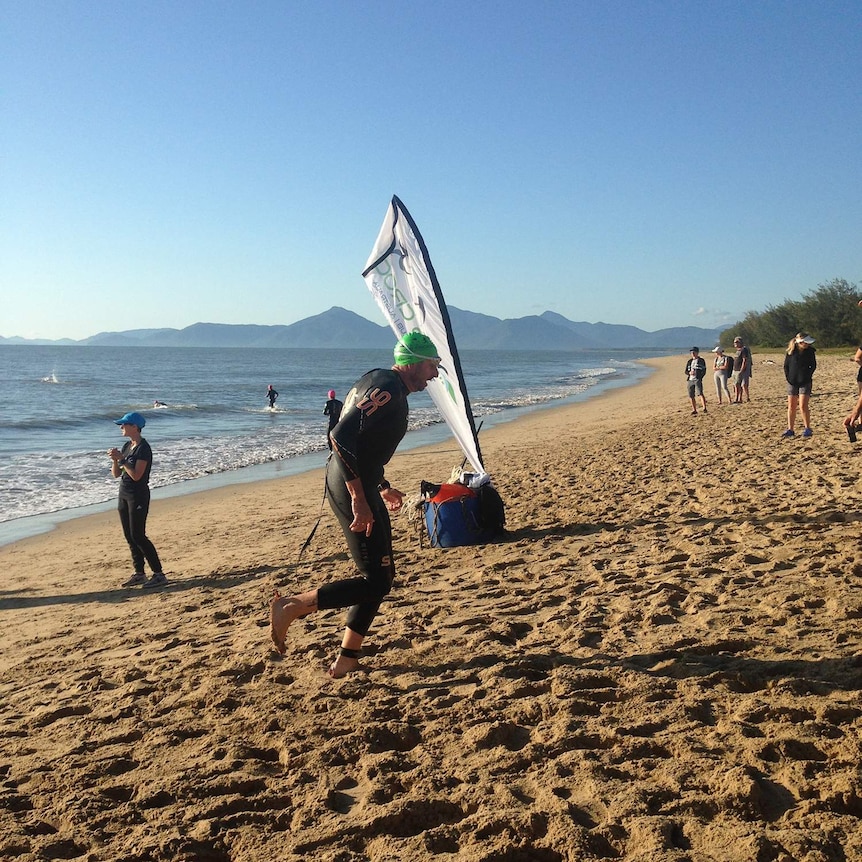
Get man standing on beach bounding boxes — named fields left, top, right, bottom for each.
left=685, top=347, right=708, bottom=415
left=270, top=332, right=441, bottom=678
left=732, top=336, right=752, bottom=403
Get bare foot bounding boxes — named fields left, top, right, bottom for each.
left=269, top=591, right=289, bottom=654
left=269, top=591, right=309, bottom=655
left=328, top=654, right=361, bottom=679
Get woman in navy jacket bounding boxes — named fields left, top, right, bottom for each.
left=782, top=333, right=817, bottom=438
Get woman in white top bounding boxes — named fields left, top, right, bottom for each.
left=712, top=346, right=732, bottom=404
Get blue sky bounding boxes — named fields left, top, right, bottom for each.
left=3, top=0, right=860, bottom=341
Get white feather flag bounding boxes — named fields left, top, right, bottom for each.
left=362, top=196, right=485, bottom=474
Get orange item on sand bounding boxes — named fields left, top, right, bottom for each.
left=430, top=483, right=476, bottom=504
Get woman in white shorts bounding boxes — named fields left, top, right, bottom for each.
left=712, top=346, right=732, bottom=404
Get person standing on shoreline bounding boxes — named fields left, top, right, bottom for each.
left=685, top=347, right=707, bottom=415
left=323, top=389, right=343, bottom=450
left=782, top=333, right=816, bottom=438
left=107, top=412, right=167, bottom=589
left=711, top=346, right=732, bottom=404
left=732, top=336, right=752, bottom=403
left=270, top=332, right=441, bottom=678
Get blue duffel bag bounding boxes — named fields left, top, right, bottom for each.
left=420, top=480, right=507, bottom=548
left=424, top=493, right=486, bottom=548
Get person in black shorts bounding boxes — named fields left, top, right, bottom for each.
left=685, top=346, right=708, bottom=415
left=323, top=389, right=343, bottom=449
left=107, top=411, right=167, bottom=589
left=782, top=333, right=816, bottom=438
left=732, top=336, right=752, bottom=403
left=270, top=332, right=441, bottom=678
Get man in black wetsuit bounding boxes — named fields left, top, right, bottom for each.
left=266, top=384, right=278, bottom=409
left=270, top=332, right=441, bottom=678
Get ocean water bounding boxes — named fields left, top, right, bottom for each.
left=0, top=345, right=672, bottom=545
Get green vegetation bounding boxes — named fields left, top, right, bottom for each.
left=720, top=278, right=861, bottom=348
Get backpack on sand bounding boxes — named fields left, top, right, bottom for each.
left=475, top=483, right=506, bottom=535
left=420, top=481, right=507, bottom=548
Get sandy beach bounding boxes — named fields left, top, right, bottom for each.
left=2, top=351, right=861, bottom=862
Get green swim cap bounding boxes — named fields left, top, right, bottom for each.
left=393, top=332, right=441, bottom=366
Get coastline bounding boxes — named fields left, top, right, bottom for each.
left=0, top=356, right=654, bottom=549
left=2, top=352, right=862, bottom=861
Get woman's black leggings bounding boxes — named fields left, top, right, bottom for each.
left=318, top=468, right=395, bottom=637
left=118, top=490, right=162, bottom=574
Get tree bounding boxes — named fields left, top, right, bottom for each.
left=720, top=278, right=861, bottom=347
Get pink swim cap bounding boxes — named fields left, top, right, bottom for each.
left=328, top=389, right=335, bottom=399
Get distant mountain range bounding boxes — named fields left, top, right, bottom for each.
left=1, top=306, right=725, bottom=350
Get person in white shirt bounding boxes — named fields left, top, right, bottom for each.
left=685, top=347, right=708, bottom=415
left=711, top=346, right=732, bottom=404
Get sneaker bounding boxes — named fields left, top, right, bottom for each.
left=122, top=572, right=146, bottom=587
left=142, top=572, right=168, bottom=589
left=802, top=428, right=813, bottom=438
left=781, top=429, right=795, bottom=438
